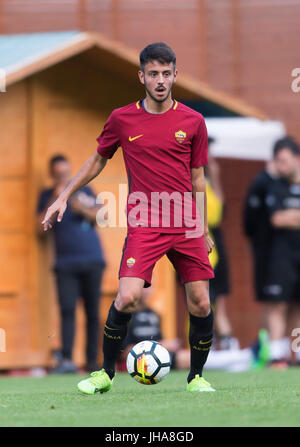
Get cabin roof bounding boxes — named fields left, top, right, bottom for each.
left=0, top=31, right=267, bottom=119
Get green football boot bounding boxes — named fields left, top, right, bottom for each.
left=251, top=329, right=270, bottom=370
left=77, top=369, right=113, bottom=395
left=187, top=375, right=215, bottom=392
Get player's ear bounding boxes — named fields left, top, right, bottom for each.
left=173, top=68, right=178, bottom=83
left=138, top=69, right=145, bottom=85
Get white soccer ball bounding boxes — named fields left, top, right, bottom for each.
left=126, top=340, right=171, bottom=385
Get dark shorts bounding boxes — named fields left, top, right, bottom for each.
left=263, top=242, right=300, bottom=303
left=119, top=228, right=214, bottom=288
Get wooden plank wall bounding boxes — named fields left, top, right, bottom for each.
left=0, top=81, right=49, bottom=367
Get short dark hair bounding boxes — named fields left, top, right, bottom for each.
left=140, top=42, right=176, bottom=71
left=273, top=136, right=300, bottom=158
left=49, top=154, right=68, bottom=170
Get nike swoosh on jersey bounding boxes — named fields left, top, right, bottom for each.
left=129, top=134, right=144, bottom=142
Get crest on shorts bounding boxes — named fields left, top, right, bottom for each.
left=175, top=130, right=186, bottom=143
left=126, top=257, right=136, bottom=268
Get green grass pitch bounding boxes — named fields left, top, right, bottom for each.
left=0, top=369, right=299, bottom=427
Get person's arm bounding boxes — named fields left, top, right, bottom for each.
left=271, top=209, right=300, bottom=229
left=42, top=151, right=107, bottom=231
left=206, top=156, right=224, bottom=203
left=243, top=172, right=268, bottom=239
left=191, top=166, right=214, bottom=253
left=69, top=187, right=106, bottom=224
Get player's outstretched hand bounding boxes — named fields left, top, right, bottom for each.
left=204, top=232, right=214, bottom=254
left=42, top=198, right=67, bottom=231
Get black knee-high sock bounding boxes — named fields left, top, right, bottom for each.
left=187, top=309, right=214, bottom=383
left=102, top=301, right=132, bottom=379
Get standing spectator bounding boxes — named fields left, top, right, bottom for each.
left=243, top=159, right=278, bottom=304
left=206, top=137, right=235, bottom=350
left=263, top=137, right=300, bottom=367
left=37, top=155, right=106, bottom=373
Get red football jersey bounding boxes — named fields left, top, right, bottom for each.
left=96, top=100, right=208, bottom=233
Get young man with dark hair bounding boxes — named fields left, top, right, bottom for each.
left=42, top=42, right=216, bottom=393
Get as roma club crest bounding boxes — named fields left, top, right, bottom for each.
left=126, top=257, right=136, bottom=268
left=175, top=130, right=186, bottom=143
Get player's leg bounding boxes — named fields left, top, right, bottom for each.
left=100, top=231, right=171, bottom=378
left=167, top=232, right=215, bottom=391
left=77, top=277, right=144, bottom=394
left=101, top=277, right=145, bottom=378
left=100, top=230, right=170, bottom=380
left=77, top=229, right=171, bottom=394
left=185, top=280, right=215, bottom=391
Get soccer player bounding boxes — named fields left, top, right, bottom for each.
left=42, top=42, right=215, bottom=393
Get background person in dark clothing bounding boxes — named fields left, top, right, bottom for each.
left=263, top=137, right=300, bottom=367
left=37, top=155, right=106, bottom=373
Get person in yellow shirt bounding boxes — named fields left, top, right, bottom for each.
left=206, top=137, right=236, bottom=350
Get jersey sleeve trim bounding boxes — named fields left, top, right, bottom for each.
left=190, top=117, right=209, bottom=168
left=96, top=110, right=120, bottom=159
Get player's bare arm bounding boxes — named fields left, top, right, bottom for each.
left=42, top=151, right=107, bottom=231
left=191, top=166, right=214, bottom=253
left=271, top=209, right=300, bottom=229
